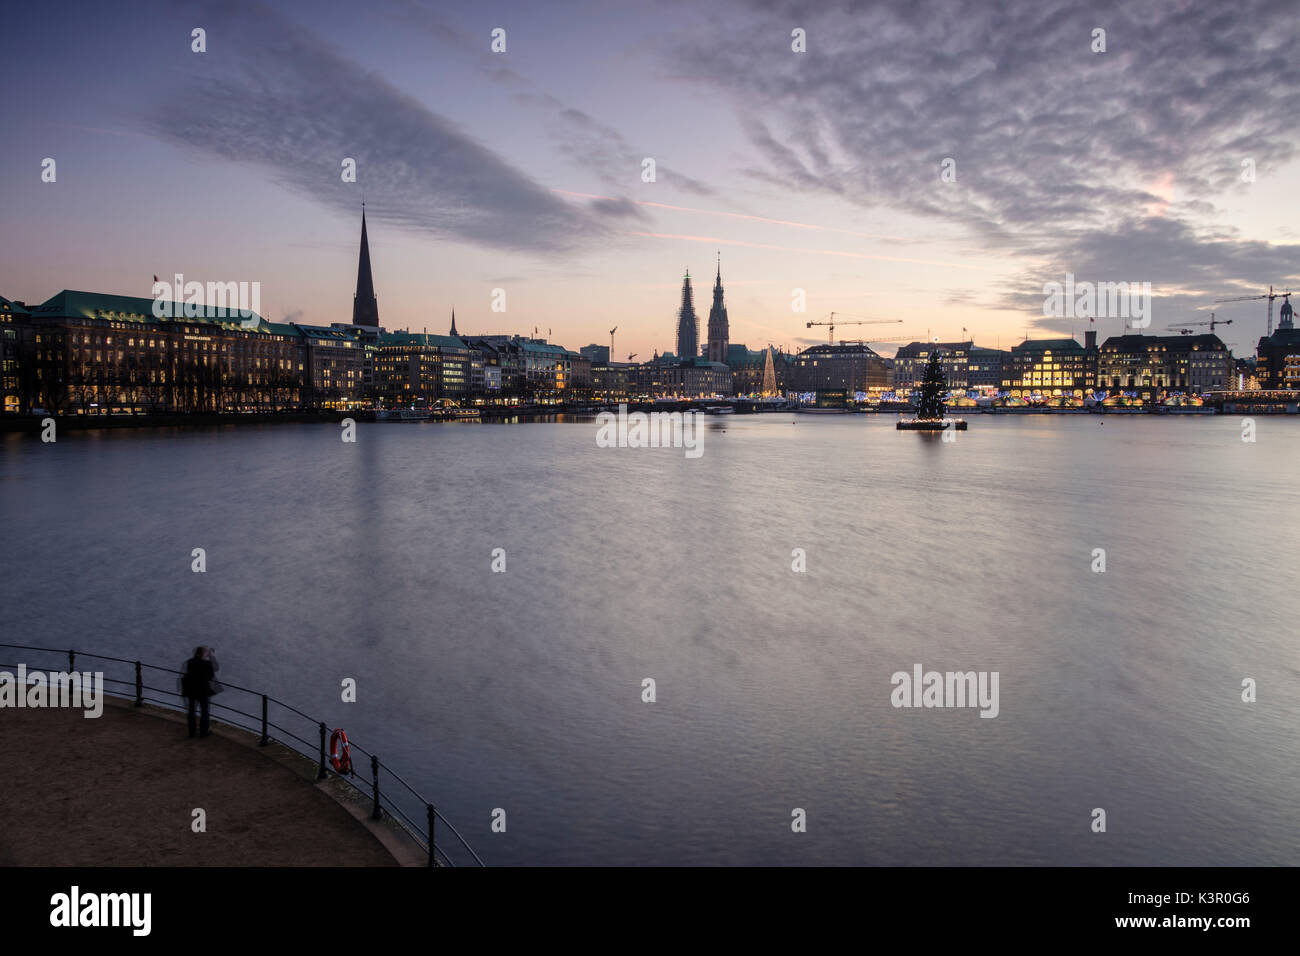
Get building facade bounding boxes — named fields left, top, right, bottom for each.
left=728, top=344, right=792, bottom=395
left=966, top=347, right=1007, bottom=389
left=1098, top=333, right=1231, bottom=396
left=793, top=342, right=892, bottom=396
left=633, top=359, right=732, bottom=398
left=292, top=323, right=366, bottom=408
left=10, top=289, right=302, bottom=414
left=2, top=297, right=29, bottom=414
left=1256, top=296, right=1300, bottom=389
left=374, top=331, right=470, bottom=406
left=893, top=341, right=973, bottom=390
left=1001, top=335, right=1098, bottom=397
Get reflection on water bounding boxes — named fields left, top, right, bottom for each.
left=2, top=415, right=1298, bottom=865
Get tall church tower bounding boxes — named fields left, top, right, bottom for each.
left=676, top=270, right=698, bottom=361
left=706, top=255, right=729, bottom=364
left=352, top=206, right=380, bottom=327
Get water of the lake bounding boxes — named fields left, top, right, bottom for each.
left=3, top=414, right=1297, bottom=865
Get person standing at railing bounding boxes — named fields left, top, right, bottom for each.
left=182, top=646, right=221, bottom=738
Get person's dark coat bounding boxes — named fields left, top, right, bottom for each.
left=182, top=657, right=216, bottom=700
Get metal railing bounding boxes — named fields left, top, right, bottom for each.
left=0, top=643, right=484, bottom=867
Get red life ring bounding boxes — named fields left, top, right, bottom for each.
left=329, top=728, right=352, bottom=774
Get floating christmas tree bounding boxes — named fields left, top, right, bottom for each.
left=916, top=349, right=947, bottom=420
left=898, top=347, right=967, bottom=431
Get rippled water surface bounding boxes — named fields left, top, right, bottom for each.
left=3, top=414, right=1298, bottom=865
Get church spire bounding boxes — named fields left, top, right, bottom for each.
left=449, top=308, right=460, bottom=337
left=352, top=206, right=379, bottom=327
left=707, top=252, right=730, bottom=364
left=676, top=269, right=698, bottom=362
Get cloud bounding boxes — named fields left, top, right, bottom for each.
left=587, top=196, right=651, bottom=220
left=515, top=94, right=717, bottom=197
left=141, top=1, right=603, bottom=254
left=667, top=0, right=1300, bottom=316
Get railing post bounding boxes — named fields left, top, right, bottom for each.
left=134, top=661, right=143, bottom=707
left=434, top=806, right=444, bottom=868
left=317, top=721, right=328, bottom=780
left=259, top=695, right=269, bottom=746
left=371, top=756, right=382, bottom=820
left=68, top=649, right=75, bottom=672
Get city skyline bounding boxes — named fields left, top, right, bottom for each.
left=3, top=0, right=1299, bottom=362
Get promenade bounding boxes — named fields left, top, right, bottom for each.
left=3, top=696, right=418, bottom=866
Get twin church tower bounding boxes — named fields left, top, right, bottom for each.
left=676, top=258, right=729, bottom=364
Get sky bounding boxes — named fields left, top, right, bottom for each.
left=2, top=0, right=1298, bottom=359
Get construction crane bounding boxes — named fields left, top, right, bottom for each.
left=1167, top=313, right=1232, bottom=335
left=1215, top=286, right=1291, bottom=337
left=805, top=312, right=902, bottom=345
left=840, top=335, right=914, bottom=346
left=609, top=326, right=618, bottom=361
left=627, top=353, right=637, bottom=362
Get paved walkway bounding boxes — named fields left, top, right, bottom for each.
left=3, top=696, right=404, bottom=866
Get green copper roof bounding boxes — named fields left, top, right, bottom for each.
left=381, top=331, right=468, bottom=350
left=32, top=289, right=270, bottom=332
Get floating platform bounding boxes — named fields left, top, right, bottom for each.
left=896, top=418, right=968, bottom=431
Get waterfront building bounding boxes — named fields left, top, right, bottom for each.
left=728, top=343, right=793, bottom=396
left=580, top=344, right=610, bottom=364
left=374, top=331, right=470, bottom=406
left=465, top=345, right=486, bottom=394
left=8, top=289, right=301, bottom=414
left=1234, top=356, right=1261, bottom=391
left=590, top=362, right=632, bottom=402
left=458, top=337, right=514, bottom=402
left=289, top=323, right=366, bottom=408
left=521, top=340, right=571, bottom=401
left=676, top=271, right=698, bottom=362
left=631, top=359, right=732, bottom=399
left=1178, top=335, right=1234, bottom=392
left=462, top=335, right=573, bottom=402
left=2, top=297, right=29, bottom=413
left=465, top=336, right=524, bottom=398
left=893, top=341, right=973, bottom=390
left=706, top=259, right=730, bottom=364
left=1256, top=295, right=1300, bottom=389
left=967, top=347, right=1007, bottom=389
left=793, top=342, right=892, bottom=397
left=328, top=322, right=381, bottom=400
left=1001, top=334, right=1098, bottom=398
left=568, top=351, right=592, bottom=395
left=1097, top=332, right=1231, bottom=396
